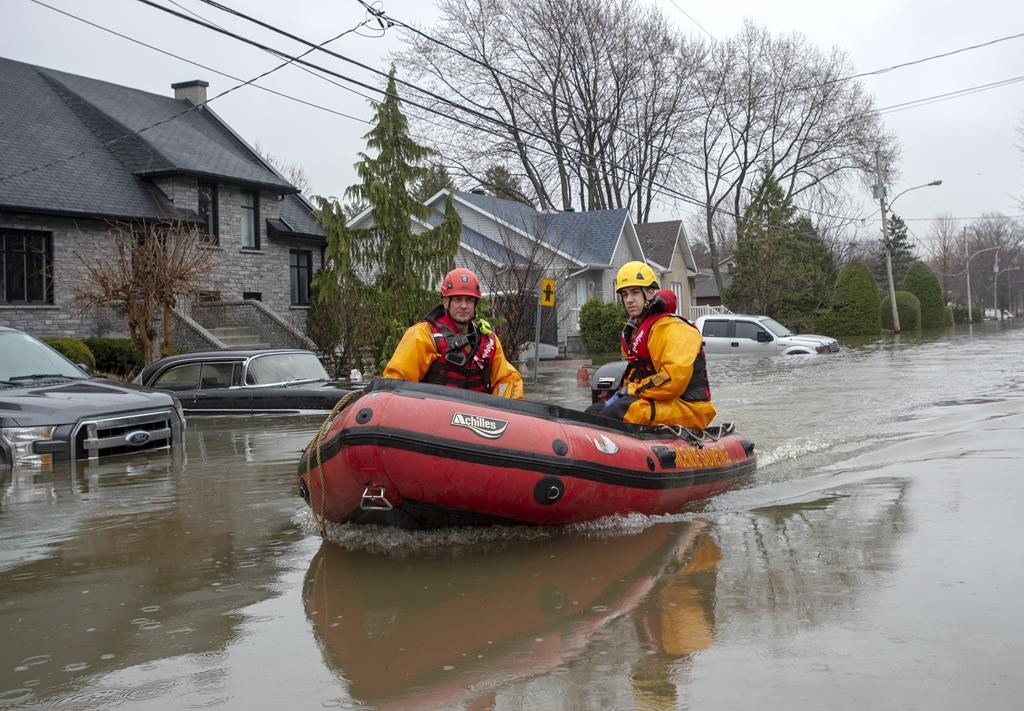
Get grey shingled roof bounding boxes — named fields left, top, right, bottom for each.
left=0, top=56, right=296, bottom=222
left=456, top=191, right=627, bottom=265
left=425, top=207, right=529, bottom=267
left=271, top=193, right=325, bottom=239
left=636, top=221, right=681, bottom=270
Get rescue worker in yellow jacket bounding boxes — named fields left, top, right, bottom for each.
left=597, top=261, right=715, bottom=428
left=383, top=267, right=524, bottom=399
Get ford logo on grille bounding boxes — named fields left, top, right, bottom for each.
left=126, top=430, right=152, bottom=446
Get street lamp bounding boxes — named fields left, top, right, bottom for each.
left=872, top=172, right=943, bottom=333
left=964, top=244, right=1000, bottom=323
left=994, top=262, right=1021, bottom=320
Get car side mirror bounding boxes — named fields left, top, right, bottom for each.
left=756, top=331, right=772, bottom=343
left=77, top=363, right=93, bottom=375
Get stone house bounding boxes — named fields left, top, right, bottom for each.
left=0, top=56, right=324, bottom=350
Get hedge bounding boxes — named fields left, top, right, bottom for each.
left=579, top=298, right=626, bottom=356
left=881, top=291, right=921, bottom=331
left=42, top=337, right=95, bottom=370
left=83, top=337, right=144, bottom=377
left=901, top=261, right=946, bottom=329
left=817, top=262, right=881, bottom=336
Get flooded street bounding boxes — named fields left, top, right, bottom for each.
left=2, top=322, right=1023, bottom=709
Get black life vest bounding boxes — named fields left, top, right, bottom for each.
left=422, top=304, right=496, bottom=392
left=620, top=306, right=711, bottom=403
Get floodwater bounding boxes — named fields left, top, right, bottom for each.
left=2, top=322, right=1023, bottom=710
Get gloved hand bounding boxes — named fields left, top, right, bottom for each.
left=603, top=386, right=629, bottom=408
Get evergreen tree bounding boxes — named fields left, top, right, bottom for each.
left=901, top=261, right=946, bottom=329
left=412, top=163, right=454, bottom=203
left=726, top=168, right=833, bottom=329
left=878, top=213, right=916, bottom=288
left=321, top=68, right=463, bottom=366
left=483, top=165, right=531, bottom=204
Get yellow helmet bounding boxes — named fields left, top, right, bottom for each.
left=615, top=261, right=658, bottom=292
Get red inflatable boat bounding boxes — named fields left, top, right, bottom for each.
left=298, top=379, right=755, bottom=529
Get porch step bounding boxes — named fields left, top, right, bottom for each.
left=206, top=326, right=271, bottom=349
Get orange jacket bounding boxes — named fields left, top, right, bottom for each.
left=383, top=321, right=524, bottom=399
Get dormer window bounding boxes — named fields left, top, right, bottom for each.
left=198, top=181, right=218, bottom=242
left=241, top=190, right=260, bottom=249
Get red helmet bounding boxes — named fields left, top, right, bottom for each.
left=441, top=268, right=482, bottom=298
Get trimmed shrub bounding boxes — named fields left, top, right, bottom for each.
left=881, top=290, right=921, bottom=331
left=42, top=337, right=95, bottom=370
left=825, top=262, right=881, bottom=336
left=901, top=261, right=946, bottom=329
left=83, top=337, right=144, bottom=377
left=579, top=298, right=626, bottom=356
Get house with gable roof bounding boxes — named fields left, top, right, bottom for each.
left=350, top=187, right=701, bottom=355
left=635, top=220, right=699, bottom=318
left=0, top=56, right=324, bottom=350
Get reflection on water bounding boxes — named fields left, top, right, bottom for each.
left=2, top=322, right=1023, bottom=708
left=303, top=521, right=717, bottom=711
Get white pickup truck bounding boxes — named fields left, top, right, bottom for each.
left=695, top=314, right=839, bottom=356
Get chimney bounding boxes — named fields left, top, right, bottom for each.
left=172, top=80, right=209, bottom=107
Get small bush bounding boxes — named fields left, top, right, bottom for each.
left=901, top=262, right=946, bottom=329
left=826, top=262, right=881, bottom=336
left=83, top=337, right=144, bottom=377
left=42, top=337, right=95, bottom=370
left=951, top=305, right=983, bottom=324
left=880, top=291, right=921, bottom=331
left=579, top=298, right=626, bottom=355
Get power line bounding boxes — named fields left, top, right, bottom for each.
left=374, top=2, right=1024, bottom=220
left=664, top=0, right=714, bottom=40
left=3, top=0, right=375, bottom=184
left=26, top=0, right=373, bottom=125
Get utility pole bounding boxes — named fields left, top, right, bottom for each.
left=964, top=229, right=974, bottom=324
left=874, top=150, right=901, bottom=333
left=993, top=250, right=999, bottom=321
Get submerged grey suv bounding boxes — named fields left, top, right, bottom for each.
left=0, top=327, right=184, bottom=468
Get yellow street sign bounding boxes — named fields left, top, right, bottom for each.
left=540, top=278, right=556, bottom=307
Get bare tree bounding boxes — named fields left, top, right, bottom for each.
left=690, top=22, right=898, bottom=296
left=68, top=219, right=221, bottom=364
left=255, top=142, right=312, bottom=195
left=924, top=214, right=962, bottom=302
left=396, top=0, right=697, bottom=222
left=462, top=211, right=586, bottom=361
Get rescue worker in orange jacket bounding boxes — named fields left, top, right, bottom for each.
left=383, top=267, right=524, bottom=399
left=597, top=261, right=715, bottom=428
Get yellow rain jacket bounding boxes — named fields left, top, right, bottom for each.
left=619, top=317, right=716, bottom=429
left=383, top=320, right=524, bottom=400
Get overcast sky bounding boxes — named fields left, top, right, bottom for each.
left=4, top=0, right=1023, bottom=249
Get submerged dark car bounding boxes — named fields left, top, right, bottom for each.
left=1, top=326, right=184, bottom=467
left=136, top=349, right=355, bottom=415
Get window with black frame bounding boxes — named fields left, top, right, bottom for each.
left=198, top=181, right=219, bottom=243
left=240, top=190, right=260, bottom=249
left=289, top=249, right=312, bottom=305
left=1, top=229, right=53, bottom=304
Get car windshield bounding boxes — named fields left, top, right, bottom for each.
left=244, top=352, right=329, bottom=386
left=0, top=331, right=87, bottom=381
left=758, top=317, right=793, bottom=337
